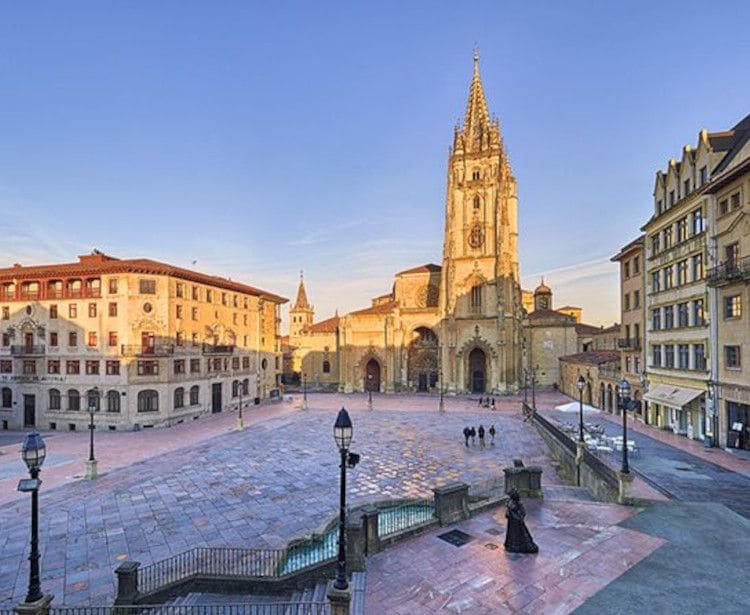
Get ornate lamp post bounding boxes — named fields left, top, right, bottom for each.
left=302, top=372, right=308, bottom=410
left=639, top=371, right=649, bottom=426
left=576, top=375, right=586, bottom=442
left=236, top=382, right=245, bottom=431
left=367, top=373, right=373, bottom=411
left=332, top=408, right=360, bottom=591
left=86, top=387, right=99, bottom=480
left=18, top=431, right=47, bottom=605
left=522, top=369, right=528, bottom=404
left=439, top=372, right=445, bottom=413
left=530, top=366, right=537, bottom=409
left=617, top=379, right=636, bottom=474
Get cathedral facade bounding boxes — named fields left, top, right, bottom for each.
left=286, top=54, right=524, bottom=394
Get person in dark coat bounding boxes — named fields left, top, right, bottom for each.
left=491, top=397, right=496, bottom=410
left=478, top=397, right=483, bottom=407
left=478, top=425, right=486, bottom=448
left=463, top=426, right=471, bottom=447
left=504, top=488, right=538, bottom=554
left=469, top=426, right=476, bottom=445
left=489, top=424, right=496, bottom=445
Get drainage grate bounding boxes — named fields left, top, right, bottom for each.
left=484, top=543, right=499, bottom=550
left=437, top=529, right=473, bottom=547
left=485, top=527, right=502, bottom=536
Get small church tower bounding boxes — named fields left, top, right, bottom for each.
left=290, top=272, right=314, bottom=340
left=533, top=278, right=552, bottom=311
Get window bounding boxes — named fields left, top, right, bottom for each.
left=85, top=360, right=99, bottom=375
left=108, top=278, right=118, bottom=294
left=657, top=199, right=663, bottom=214
left=691, top=209, right=704, bottom=235
left=683, top=179, right=691, bottom=196
left=213, top=357, right=222, bottom=371
left=206, top=290, right=212, bottom=303
left=231, top=380, right=239, bottom=397
left=676, top=260, right=688, bottom=285
left=725, top=243, right=740, bottom=269
left=232, top=313, right=238, bottom=325
left=243, top=335, right=248, bottom=346
left=692, top=299, right=705, bottom=326
left=108, top=332, right=118, bottom=347
left=48, top=359, right=60, bottom=374
left=678, top=344, right=689, bottom=369
left=106, top=360, right=120, bottom=375
left=693, top=344, right=706, bottom=370
left=137, top=390, right=159, bottom=412
left=669, top=189, right=675, bottom=206
left=137, top=360, right=159, bottom=376
left=699, top=166, right=707, bottom=186
left=652, top=308, right=661, bottom=330
left=69, top=304, right=77, bottom=318
left=191, top=307, right=198, bottom=320
left=635, top=356, right=641, bottom=374
left=69, top=332, right=78, bottom=347
left=719, top=198, right=729, bottom=216
left=174, top=359, right=185, bottom=375
left=109, top=302, right=118, bottom=317
left=322, top=360, right=331, bottom=373
left=191, top=332, right=199, bottom=346
left=624, top=261, right=630, bottom=278
left=730, top=191, right=741, bottom=210
left=233, top=295, right=239, bottom=308
left=139, top=279, right=156, bottom=294
left=725, top=295, right=742, bottom=319
left=470, top=285, right=482, bottom=311
left=633, top=290, right=640, bottom=308
left=221, top=292, right=227, bottom=306
left=192, top=285, right=199, bottom=300
left=243, top=314, right=248, bottom=326
left=0, top=360, right=11, bottom=373
left=47, top=281, right=62, bottom=298
left=624, top=293, right=630, bottom=311
left=23, top=360, right=36, bottom=375
left=691, top=254, right=704, bottom=281
left=232, top=357, right=240, bottom=370
left=665, top=344, right=675, bottom=368
left=87, top=332, right=98, bottom=347
left=473, top=195, right=481, bottom=209
left=0, top=387, right=11, bottom=408
left=107, top=390, right=120, bottom=412
left=676, top=218, right=687, bottom=242
left=242, top=356, right=250, bottom=369
left=49, top=389, right=61, bottom=410
left=651, top=235, right=660, bottom=255
left=68, top=279, right=82, bottom=297
left=664, top=266, right=674, bottom=289
left=1, top=333, right=8, bottom=346
left=190, top=358, right=200, bottom=373
left=88, top=303, right=97, bottom=318
left=663, top=227, right=673, bottom=249
left=677, top=302, right=689, bottom=327
left=652, top=345, right=662, bottom=367
left=664, top=305, right=674, bottom=329
left=66, top=360, right=80, bottom=374
left=176, top=283, right=184, bottom=298
left=176, top=305, right=183, bottom=319
left=472, top=169, right=481, bottom=181
left=652, top=272, right=660, bottom=293
left=49, top=332, right=58, bottom=347
left=68, top=389, right=80, bottom=410
left=50, top=305, right=58, bottom=319
left=725, top=345, right=741, bottom=369
left=174, top=387, right=185, bottom=409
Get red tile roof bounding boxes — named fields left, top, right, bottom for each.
left=309, top=315, right=340, bottom=333
left=350, top=300, right=398, bottom=316
left=0, top=252, right=287, bottom=303
left=395, top=263, right=441, bottom=276
left=575, top=323, right=602, bottom=336
left=559, top=350, right=619, bottom=365
left=527, top=309, right=574, bottom=322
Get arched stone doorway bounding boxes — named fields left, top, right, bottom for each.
left=407, top=327, right=439, bottom=392
left=365, top=359, right=381, bottom=392
left=468, top=348, right=486, bottom=393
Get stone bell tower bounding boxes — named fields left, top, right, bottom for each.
left=439, top=51, right=523, bottom=393
left=289, top=272, right=314, bottom=340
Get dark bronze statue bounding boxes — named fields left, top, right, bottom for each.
left=504, top=488, right=538, bottom=554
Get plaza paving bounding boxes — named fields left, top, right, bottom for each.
left=0, top=393, right=561, bottom=606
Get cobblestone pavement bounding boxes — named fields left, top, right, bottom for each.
left=0, top=393, right=562, bottom=606
left=544, top=406, right=750, bottom=519
left=365, top=496, right=665, bottom=614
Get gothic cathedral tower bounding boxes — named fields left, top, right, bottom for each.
left=439, top=52, right=522, bottom=393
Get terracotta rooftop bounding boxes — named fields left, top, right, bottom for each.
left=350, top=300, right=398, bottom=316
left=559, top=350, right=620, bottom=365
left=308, top=315, right=340, bottom=334
left=0, top=252, right=287, bottom=303
left=395, top=264, right=441, bottom=276
left=597, top=324, right=621, bottom=334
left=527, top=309, right=574, bottom=322
left=575, top=323, right=602, bottom=336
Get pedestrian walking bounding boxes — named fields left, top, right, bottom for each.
left=478, top=397, right=483, bottom=407
left=470, top=426, right=476, bottom=446
left=478, top=425, right=486, bottom=448
left=489, top=424, right=496, bottom=445
left=463, top=426, right=471, bottom=447
left=491, top=397, right=496, bottom=410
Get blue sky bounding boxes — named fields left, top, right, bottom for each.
left=1, top=1, right=749, bottom=327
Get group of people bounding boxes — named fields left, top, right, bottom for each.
left=462, top=424, right=496, bottom=448
left=478, top=397, right=497, bottom=409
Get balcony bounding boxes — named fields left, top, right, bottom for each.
left=598, top=364, right=622, bottom=380
left=120, top=344, right=175, bottom=357
left=707, top=256, right=750, bottom=287
left=202, top=344, right=235, bottom=355
left=10, top=344, right=45, bottom=356
left=617, top=338, right=642, bottom=350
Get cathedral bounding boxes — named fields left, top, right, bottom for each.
left=285, top=53, right=525, bottom=394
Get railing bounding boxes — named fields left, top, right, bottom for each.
left=707, top=255, right=750, bottom=286
left=121, top=344, right=175, bottom=357
left=617, top=338, right=641, bottom=350
left=50, top=605, right=330, bottom=615
left=377, top=504, right=436, bottom=538
left=202, top=344, right=235, bottom=354
left=582, top=448, right=620, bottom=489
left=532, top=411, right=576, bottom=453
left=10, top=344, right=45, bottom=355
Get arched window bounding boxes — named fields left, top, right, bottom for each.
left=173, top=387, right=184, bottom=409
left=138, top=390, right=159, bottom=413
left=87, top=389, right=100, bottom=411
left=68, top=389, right=80, bottom=411
left=242, top=379, right=249, bottom=395
left=189, top=385, right=199, bottom=406
left=322, top=360, right=331, bottom=374
left=470, top=285, right=482, bottom=311
left=472, top=169, right=481, bottom=181
left=2, top=387, right=12, bottom=408
left=473, top=195, right=481, bottom=209
left=107, top=390, right=121, bottom=413
left=49, top=388, right=61, bottom=410
left=231, top=380, right=239, bottom=398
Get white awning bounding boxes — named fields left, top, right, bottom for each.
left=643, top=383, right=704, bottom=409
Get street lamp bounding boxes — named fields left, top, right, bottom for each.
left=18, top=431, right=47, bottom=604
left=639, top=371, right=649, bottom=426
left=439, top=371, right=445, bottom=413
left=236, top=381, right=245, bottom=431
left=333, top=408, right=360, bottom=591
left=523, top=369, right=528, bottom=404
left=576, top=375, right=586, bottom=443
left=531, top=366, right=538, bottom=409
left=618, top=378, right=636, bottom=474
left=367, top=373, right=373, bottom=410
left=86, top=387, right=98, bottom=480
left=302, top=372, right=308, bottom=410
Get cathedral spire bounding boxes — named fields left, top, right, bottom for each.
left=463, top=49, right=491, bottom=151
left=293, top=271, right=310, bottom=310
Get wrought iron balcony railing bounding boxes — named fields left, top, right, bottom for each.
left=120, top=344, right=174, bottom=357
left=202, top=344, right=235, bottom=355
left=707, top=256, right=750, bottom=287
left=617, top=337, right=642, bottom=350
left=10, top=344, right=45, bottom=356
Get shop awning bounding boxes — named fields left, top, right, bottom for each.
left=643, top=383, right=704, bottom=409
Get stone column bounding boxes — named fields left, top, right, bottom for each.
left=114, top=561, right=140, bottom=605
left=361, top=505, right=381, bottom=555
left=15, top=595, right=53, bottom=615
left=576, top=441, right=585, bottom=487
left=346, top=516, right=366, bottom=572
left=327, top=584, right=351, bottom=615
left=433, top=482, right=469, bottom=525
left=617, top=471, right=634, bottom=505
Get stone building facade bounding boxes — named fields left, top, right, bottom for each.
left=0, top=251, right=286, bottom=430
left=287, top=54, right=524, bottom=394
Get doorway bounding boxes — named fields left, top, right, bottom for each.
left=365, top=359, right=380, bottom=392
left=469, top=348, right=486, bottom=393
left=211, top=382, right=222, bottom=413
left=24, top=394, right=35, bottom=427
